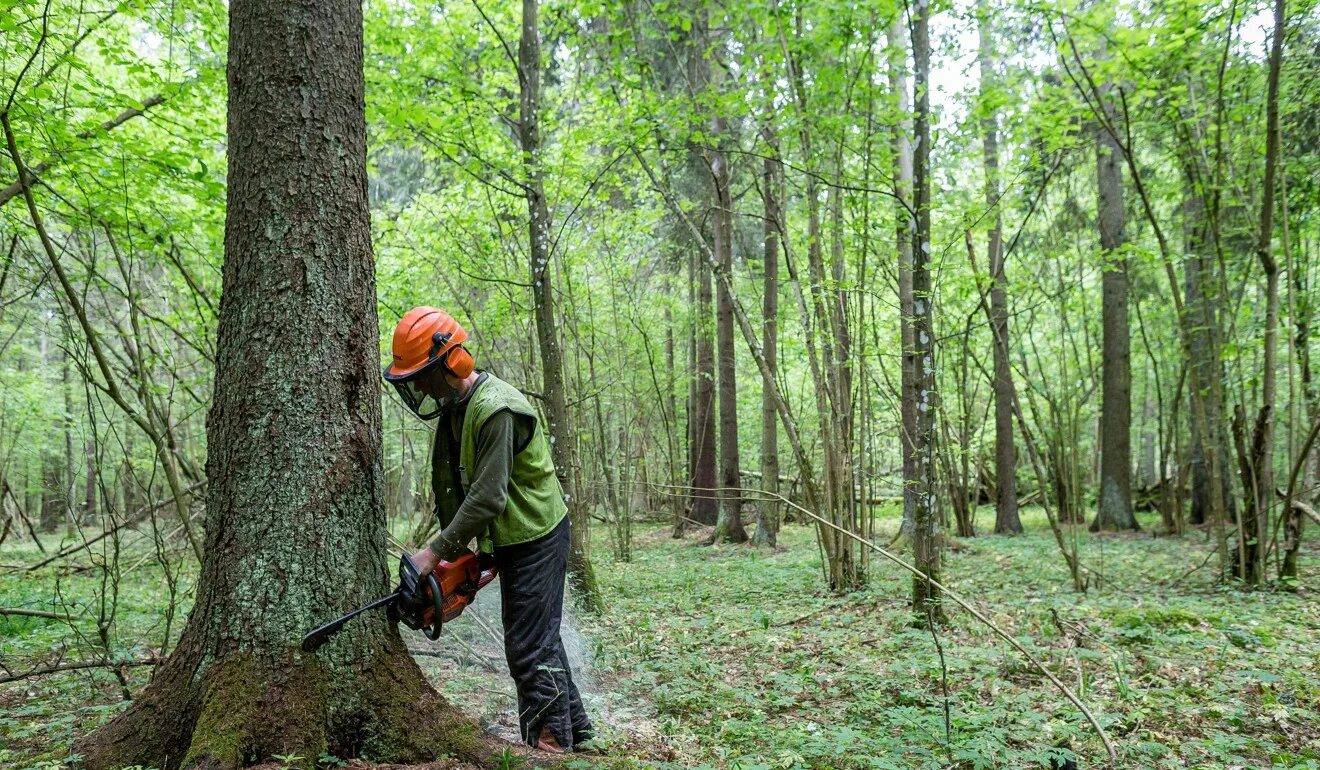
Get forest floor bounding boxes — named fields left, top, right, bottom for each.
left=2, top=506, right=1318, bottom=769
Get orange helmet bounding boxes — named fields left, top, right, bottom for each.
left=384, top=306, right=475, bottom=418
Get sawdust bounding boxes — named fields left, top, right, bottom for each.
left=403, top=580, right=677, bottom=765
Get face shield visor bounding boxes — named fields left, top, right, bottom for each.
left=384, top=361, right=454, bottom=420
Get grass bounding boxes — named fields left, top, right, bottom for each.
left=1, top=506, right=1318, bottom=769
left=579, top=507, right=1320, bottom=769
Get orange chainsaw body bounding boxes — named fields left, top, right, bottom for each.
left=425, top=552, right=499, bottom=625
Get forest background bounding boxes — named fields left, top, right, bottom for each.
left=1, top=0, right=1319, bottom=767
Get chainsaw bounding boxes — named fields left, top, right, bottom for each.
left=300, top=551, right=498, bottom=653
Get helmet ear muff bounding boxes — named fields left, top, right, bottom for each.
left=444, top=345, right=475, bottom=379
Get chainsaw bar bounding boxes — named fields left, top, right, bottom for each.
left=300, top=591, right=399, bottom=653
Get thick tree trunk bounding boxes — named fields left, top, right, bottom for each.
left=755, top=132, right=781, bottom=548
left=521, top=0, right=602, bottom=608
left=910, top=0, right=943, bottom=620
left=979, top=1, right=1020, bottom=535
left=73, top=2, right=495, bottom=766
left=1092, top=91, right=1137, bottom=532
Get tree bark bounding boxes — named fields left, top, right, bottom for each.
left=1092, top=84, right=1137, bottom=532
left=73, top=1, right=495, bottom=765
left=755, top=127, right=781, bottom=548
left=886, top=18, right=918, bottom=538
left=1244, top=0, right=1284, bottom=584
left=709, top=79, right=747, bottom=544
left=910, top=0, right=943, bottom=620
left=63, top=354, right=77, bottom=530
left=979, top=0, right=1021, bottom=535
left=521, top=0, right=603, bottom=608
left=687, top=12, right=718, bottom=528
left=84, top=439, right=97, bottom=526
left=1183, top=190, right=1233, bottom=528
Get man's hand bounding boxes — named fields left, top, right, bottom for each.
left=410, top=547, right=439, bottom=579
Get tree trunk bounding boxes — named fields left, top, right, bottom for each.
left=1139, top=391, right=1157, bottom=490
left=521, top=0, right=602, bottom=608
left=73, top=1, right=494, bottom=765
left=886, top=18, right=918, bottom=538
left=1183, top=190, right=1233, bottom=529
left=84, top=439, right=97, bottom=526
left=755, top=128, right=781, bottom=548
left=979, top=0, right=1021, bottom=535
left=1092, top=87, right=1137, bottom=532
left=664, top=303, right=681, bottom=524
left=63, top=354, right=78, bottom=530
left=687, top=14, right=718, bottom=528
left=40, top=459, right=61, bottom=533
left=1244, top=0, right=1284, bottom=585
left=680, top=248, right=697, bottom=537
left=709, top=91, right=746, bottom=544
left=1282, top=164, right=1307, bottom=581
left=910, top=0, right=943, bottom=621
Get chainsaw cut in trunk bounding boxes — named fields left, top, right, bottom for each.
left=72, top=0, right=503, bottom=766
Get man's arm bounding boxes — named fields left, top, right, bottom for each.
left=427, top=410, right=517, bottom=560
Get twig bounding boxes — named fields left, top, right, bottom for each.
left=23, top=485, right=203, bottom=572
left=2, top=481, right=46, bottom=554
left=468, top=607, right=506, bottom=647
left=408, top=643, right=501, bottom=674
left=0, top=94, right=168, bottom=209
left=927, top=600, right=953, bottom=763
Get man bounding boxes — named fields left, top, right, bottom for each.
left=383, top=306, right=595, bottom=753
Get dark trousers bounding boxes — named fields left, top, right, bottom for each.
left=494, top=516, right=594, bottom=749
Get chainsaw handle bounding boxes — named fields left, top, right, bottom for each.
left=422, top=570, right=443, bottom=640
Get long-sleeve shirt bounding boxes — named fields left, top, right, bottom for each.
left=428, top=377, right=532, bottom=560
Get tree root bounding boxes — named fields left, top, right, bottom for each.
left=73, top=630, right=523, bottom=770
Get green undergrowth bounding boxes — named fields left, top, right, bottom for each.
left=2, top=507, right=1318, bottom=769
left=579, top=508, right=1320, bottom=770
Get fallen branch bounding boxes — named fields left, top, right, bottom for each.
left=1275, top=490, right=1320, bottom=526
left=0, top=656, right=158, bottom=685
left=0, top=606, right=75, bottom=621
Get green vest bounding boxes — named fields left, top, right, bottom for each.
left=437, top=373, right=567, bottom=550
